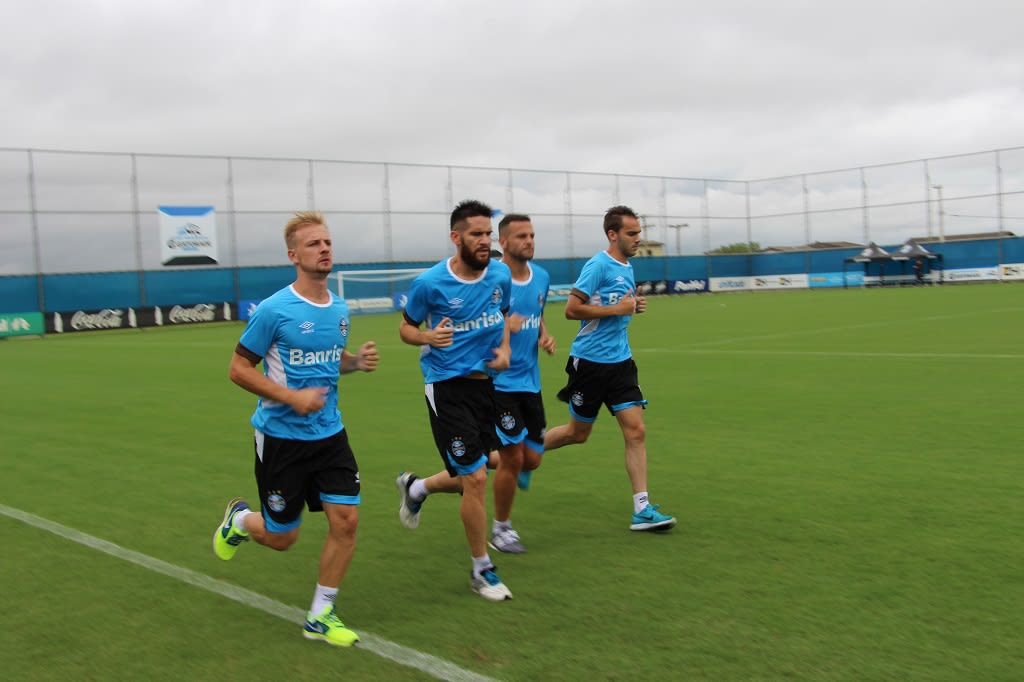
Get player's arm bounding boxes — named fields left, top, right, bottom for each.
left=486, top=312, right=512, bottom=372
left=399, top=314, right=454, bottom=348
left=340, top=341, right=378, bottom=374
left=229, top=345, right=326, bottom=416
left=538, top=315, right=556, bottom=355
left=564, top=289, right=637, bottom=320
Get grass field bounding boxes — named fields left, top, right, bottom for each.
left=2, top=284, right=1023, bottom=681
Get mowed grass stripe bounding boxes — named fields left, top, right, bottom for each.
left=0, top=503, right=495, bottom=682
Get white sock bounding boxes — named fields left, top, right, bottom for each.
left=492, top=519, right=512, bottom=534
left=310, top=584, right=338, bottom=616
left=409, top=478, right=428, bottom=501
left=472, top=554, right=493, bottom=577
left=232, top=509, right=253, bottom=534
left=633, top=492, right=650, bottom=514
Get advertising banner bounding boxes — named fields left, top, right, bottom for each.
left=547, top=284, right=574, bottom=302
left=752, top=274, right=809, bottom=290
left=637, top=280, right=669, bottom=295
left=710, top=277, right=751, bottom=292
left=943, top=267, right=999, bottom=282
left=346, top=297, right=395, bottom=314
left=670, top=279, right=709, bottom=294
left=999, top=263, right=1024, bottom=280
left=808, top=272, right=865, bottom=288
left=49, top=308, right=134, bottom=333
left=0, top=312, right=44, bottom=337
left=159, top=205, right=219, bottom=266
left=238, top=299, right=262, bottom=321
left=48, top=303, right=233, bottom=333
left=161, top=303, right=233, bottom=325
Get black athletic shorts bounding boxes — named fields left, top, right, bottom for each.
left=555, top=356, right=647, bottom=422
left=495, top=390, right=547, bottom=452
left=253, top=428, right=360, bottom=534
left=425, top=376, right=499, bottom=477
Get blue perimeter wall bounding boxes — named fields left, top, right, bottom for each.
left=2, top=237, right=1022, bottom=314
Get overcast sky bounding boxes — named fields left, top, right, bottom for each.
left=3, top=0, right=1023, bottom=180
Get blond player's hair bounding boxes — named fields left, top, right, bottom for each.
left=284, top=211, right=326, bottom=248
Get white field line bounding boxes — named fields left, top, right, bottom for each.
left=0, top=503, right=496, bottom=682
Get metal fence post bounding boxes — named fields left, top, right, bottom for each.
left=226, top=157, right=239, bottom=302
left=27, top=150, right=45, bottom=313
left=130, top=153, right=146, bottom=307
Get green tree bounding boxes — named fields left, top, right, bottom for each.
left=709, top=241, right=761, bottom=254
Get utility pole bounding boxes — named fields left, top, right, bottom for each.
left=639, top=214, right=654, bottom=256
left=932, top=184, right=945, bottom=243
left=667, top=223, right=689, bottom=256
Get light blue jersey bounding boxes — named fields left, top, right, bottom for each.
left=404, top=259, right=511, bottom=383
left=494, top=262, right=550, bottom=394
left=238, top=285, right=349, bottom=440
left=568, top=250, right=635, bottom=363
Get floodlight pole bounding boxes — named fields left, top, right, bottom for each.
left=931, top=184, right=945, bottom=243
left=667, top=223, right=689, bottom=256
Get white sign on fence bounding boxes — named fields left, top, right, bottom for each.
left=159, top=206, right=219, bottom=266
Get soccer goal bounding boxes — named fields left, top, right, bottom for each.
left=332, top=267, right=426, bottom=314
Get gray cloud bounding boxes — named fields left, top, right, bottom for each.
left=2, top=0, right=1023, bottom=274
left=3, top=0, right=1022, bottom=178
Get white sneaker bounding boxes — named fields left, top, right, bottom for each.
left=470, top=566, right=513, bottom=601
left=395, top=472, right=422, bottom=529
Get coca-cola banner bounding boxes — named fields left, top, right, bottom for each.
left=47, top=303, right=235, bottom=333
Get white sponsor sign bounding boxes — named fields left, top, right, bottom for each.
left=159, top=206, right=219, bottom=266
left=999, top=263, right=1024, bottom=280
left=347, top=297, right=394, bottom=313
left=710, top=276, right=751, bottom=292
left=751, top=274, right=809, bottom=290
left=944, top=267, right=999, bottom=282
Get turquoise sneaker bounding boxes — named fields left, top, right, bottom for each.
left=303, top=605, right=359, bottom=647
left=517, top=470, right=533, bottom=491
left=630, top=503, right=676, bottom=532
left=212, top=497, right=250, bottom=560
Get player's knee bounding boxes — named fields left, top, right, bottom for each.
left=328, top=514, right=358, bottom=540
left=624, top=421, right=646, bottom=442
left=461, top=467, right=488, bottom=494
left=569, top=427, right=591, bottom=444
left=498, top=448, right=524, bottom=468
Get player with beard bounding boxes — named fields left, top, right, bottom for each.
left=395, top=215, right=556, bottom=555
left=395, top=199, right=515, bottom=600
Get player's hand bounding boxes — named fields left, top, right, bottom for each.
left=356, top=340, right=379, bottom=372
left=426, top=317, right=454, bottom=348
left=615, top=291, right=639, bottom=315
left=634, top=294, right=647, bottom=314
left=507, top=313, right=526, bottom=334
left=290, top=386, right=328, bottom=415
left=486, top=343, right=511, bottom=372
left=539, top=332, right=556, bottom=356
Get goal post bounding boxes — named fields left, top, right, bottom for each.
left=332, top=267, right=427, bottom=314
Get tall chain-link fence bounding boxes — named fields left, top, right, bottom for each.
left=2, top=145, right=1023, bottom=275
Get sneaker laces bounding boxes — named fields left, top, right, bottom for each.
left=638, top=503, right=662, bottom=518
left=318, top=607, right=346, bottom=627
left=478, top=566, right=501, bottom=586
left=494, top=528, right=520, bottom=544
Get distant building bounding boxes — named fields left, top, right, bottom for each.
left=913, top=231, right=1015, bottom=243
left=759, top=240, right=861, bottom=253
left=635, top=239, right=665, bottom=257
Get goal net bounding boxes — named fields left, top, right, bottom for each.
left=332, top=267, right=427, bottom=314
